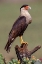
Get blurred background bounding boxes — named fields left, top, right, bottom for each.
left=0, top=0, right=42, bottom=62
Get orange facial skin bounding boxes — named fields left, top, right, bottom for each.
left=24, top=6, right=28, bottom=10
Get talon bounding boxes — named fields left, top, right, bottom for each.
left=20, top=36, right=28, bottom=44
left=22, top=42, right=28, bottom=45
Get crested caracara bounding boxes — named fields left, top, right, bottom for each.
left=4, top=4, right=32, bottom=52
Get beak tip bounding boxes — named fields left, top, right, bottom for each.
left=29, top=7, right=31, bottom=10
left=28, top=6, right=31, bottom=10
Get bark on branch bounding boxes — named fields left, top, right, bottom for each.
left=15, top=43, right=41, bottom=62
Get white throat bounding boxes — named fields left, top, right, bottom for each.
left=20, top=8, right=32, bottom=24
left=20, top=9, right=31, bottom=19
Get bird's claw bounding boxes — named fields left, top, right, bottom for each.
left=21, top=41, right=28, bottom=45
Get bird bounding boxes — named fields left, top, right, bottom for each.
left=4, top=4, right=32, bottom=52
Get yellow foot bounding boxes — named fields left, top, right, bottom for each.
left=20, top=36, right=28, bottom=44
left=21, top=41, right=28, bottom=45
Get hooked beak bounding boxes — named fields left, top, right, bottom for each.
left=28, top=6, right=31, bottom=10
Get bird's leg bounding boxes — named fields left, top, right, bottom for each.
left=20, top=36, right=28, bottom=44
left=20, top=36, right=24, bottom=44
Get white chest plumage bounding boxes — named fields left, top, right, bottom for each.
left=20, top=9, right=32, bottom=24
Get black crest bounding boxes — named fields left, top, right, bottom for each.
left=20, top=4, right=28, bottom=11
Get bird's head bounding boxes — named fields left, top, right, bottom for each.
left=20, top=4, right=31, bottom=11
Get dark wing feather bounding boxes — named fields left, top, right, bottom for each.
left=9, top=16, right=27, bottom=37
left=5, top=16, right=27, bottom=52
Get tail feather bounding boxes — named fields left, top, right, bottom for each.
left=4, top=41, right=11, bottom=53
left=4, top=38, right=14, bottom=53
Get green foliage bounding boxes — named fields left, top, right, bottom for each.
left=8, top=61, right=13, bottom=64
left=8, top=59, right=20, bottom=64
left=0, top=54, right=42, bottom=64
left=0, top=54, right=5, bottom=64
left=7, top=57, right=42, bottom=64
